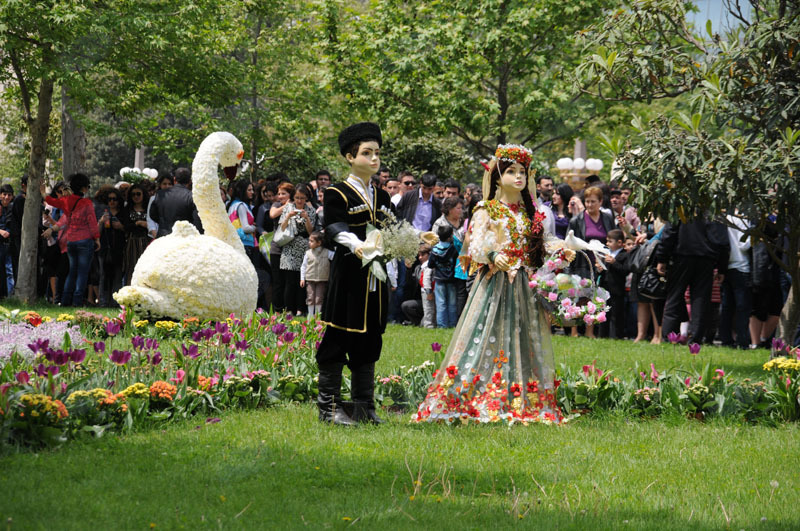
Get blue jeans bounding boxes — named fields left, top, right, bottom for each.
left=62, top=239, right=95, bottom=306
left=0, top=244, right=13, bottom=296
left=434, top=281, right=458, bottom=328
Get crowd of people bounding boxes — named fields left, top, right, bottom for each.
left=3, top=164, right=793, bottom=349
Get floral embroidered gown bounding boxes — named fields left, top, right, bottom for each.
left=413, top=199, right=564, bottom=425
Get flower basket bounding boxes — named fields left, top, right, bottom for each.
left=530, top=250, right=610, bottom=327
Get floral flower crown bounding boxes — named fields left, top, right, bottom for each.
left=494, top=144, right=532, bottom=167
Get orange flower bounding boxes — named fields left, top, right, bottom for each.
left=24, top=311, right=43, bottom=327
left=149, top=381, right=177, bottom=401
left=53, top=399, right=69, bottom=419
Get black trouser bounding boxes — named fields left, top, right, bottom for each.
left=317, top=326, right=383, bottom=368
left=401, top=299, right=423, bottom=326
left=454, top=278, right=468, bottom=319
left=270, top=253, right=285, bottom=312
left=608, top=293, right=626, bottom=339
left=661, top=256, right=715, bottom=342
left=282, top=269, right=304, bottom=314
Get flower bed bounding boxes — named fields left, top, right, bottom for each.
left=0, top=309, right=436, bottom=448
left=1, top=307, right=798, bottom=448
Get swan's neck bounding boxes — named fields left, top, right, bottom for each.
left=191, top=149, right=245, bottom=254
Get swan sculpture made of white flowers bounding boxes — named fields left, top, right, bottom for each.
left=113, top=132, right=258, bottom=320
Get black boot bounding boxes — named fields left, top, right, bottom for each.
left=350, top=363, right=384, bottom=424
left=317, top=363, right=356, bottom=426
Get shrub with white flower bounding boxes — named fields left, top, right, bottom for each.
left=0, top=320, right=84, bottom=366
left=529, top=251, right=610, bottom=327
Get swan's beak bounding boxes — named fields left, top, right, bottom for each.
left=237, top=149, right=244, bottom=160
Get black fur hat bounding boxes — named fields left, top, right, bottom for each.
left=337, top=122, right=382, bottom=156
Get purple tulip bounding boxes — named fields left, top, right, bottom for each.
left=283, top=332, right=296, bottom=343
left=69, top=349, right=86, bottom=364
left=235, top=339, right=248, bottom=351
left=47, top=365, right=59, bottom=376
left=667, top=332, right=680, bottom=344
left=259, top=318, right=268, bottom=327
left=220, top=332, right=233, bottom=345
left=314, top=341, right=321, bottom=350
left=285, top=313, right=294, bottom=321
left=151, top=352, right=162, bottom=366
left=772, top=337, right=786, bottom=352
left=431, top=342, right=442, bottom=352
left=181, top=343, right=200, bottom=359
left=15, top=371, right=30, bottom=385
left=27, top=338, right=50, bottom=355
left=109, top=349, right=132, bottom=365
left=206, top=417, right=222, bottom=424
left=94, top=341, right=106, bottom=354
left=203, top=328, right=216, bottom=340
left=55, top=350, right=70, bottom=366
left=131, top=335, right=145, bottom=350
left=35, top=364, right=48, bottom=377
left=215, top=322, right=229, bottom=335
left=43, top=348, right=55, bottom=362
left=689, top=343, right=701, bottom=355
left=227, top=353, right=236, bottom=361
left=145, top=338, right=159, bottom=351
left=272, top=323, right=287, bottom=335
left=104, top=320, right=121, bottom=336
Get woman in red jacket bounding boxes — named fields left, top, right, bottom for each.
left=44, top=173, right=100, bottom=306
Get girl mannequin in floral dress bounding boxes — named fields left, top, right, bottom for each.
left=413, top=144, right=565, bottom=425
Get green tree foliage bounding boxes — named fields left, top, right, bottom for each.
left=577, top=0, right=800, bottom=339
left=320, top=0, right=618, bottom=159
left=0, top=0, right=240, bottom=302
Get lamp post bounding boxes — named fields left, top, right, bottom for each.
left=555, top=157, right=604, bottom=191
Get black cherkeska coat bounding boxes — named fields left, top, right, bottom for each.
left=320, top=180, right=394, bottom=334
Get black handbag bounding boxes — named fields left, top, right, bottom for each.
left=638, top=266, right=667, bottom=300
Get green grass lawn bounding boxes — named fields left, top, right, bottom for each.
left=1, top=306, right=797, bottom=529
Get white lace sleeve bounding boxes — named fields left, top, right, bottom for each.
left=467, top=207, right=498, bottom=266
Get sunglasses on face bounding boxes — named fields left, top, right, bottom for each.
left=403, top=181, right=416, bottom=187
left=131, top=193, right=143, bottom=197
left=108, top=197, right=120, bottom=202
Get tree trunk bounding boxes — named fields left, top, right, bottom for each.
left=61, top=85, right=86, bottom=178
left=17, top=77, right=55, bottom=303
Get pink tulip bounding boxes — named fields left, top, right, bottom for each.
left=649, top=363, right=659, bottom=383
left=170, top=369, right=186, bottom=384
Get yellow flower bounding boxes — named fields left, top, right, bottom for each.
left=120, top=383, right=150, bottom=399
left=342, top=517, right=352, bottom=521
left=134, top=320, right=149, bottom=328
left=57, top=313, right=75, bottom=322
left=42, top=316, right=52, bottom=322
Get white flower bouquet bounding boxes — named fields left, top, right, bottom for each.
left=361, top=212, right=420, bottom=282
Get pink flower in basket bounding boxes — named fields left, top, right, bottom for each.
left=583, top=314, right=595, bottom=325
left=596, top=311, right=607, bottom=323
left=586, top=301, right=597, bottom=314
left=529, top=280, right=537, bottom=289
left=567, top=288, right=576, bottom=297
left=579, top=278, right=590, bottom=287
left=548, top=292, right=558, bottom=302
left=546, top=260, right=555, bottom=269
left=546, top=279, right=556, bottom=288
left=561, top=298, right=572, bottom=307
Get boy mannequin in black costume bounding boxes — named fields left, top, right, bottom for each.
left=317, top=122, right=393, bottom=425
